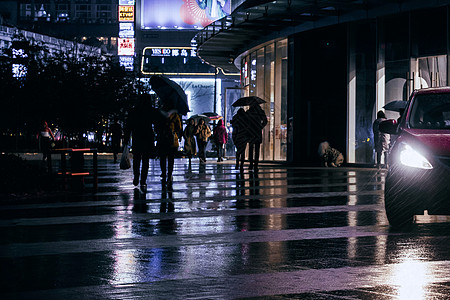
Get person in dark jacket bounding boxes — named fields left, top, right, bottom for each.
left=213, top=119, right=228, bottom=162
left=123, top=95, right=157, bottom=188
left=372, top=110, right=390, bottom=168
left=156, top=110, right=182, bottom=188
left=246, top=104, right=268, bottom=172
left=231, top=108, right=249, bottom=171
left=183, top=118, right=197, bottom=167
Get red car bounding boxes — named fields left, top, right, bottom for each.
left=380, top=87, right=450, bottom=227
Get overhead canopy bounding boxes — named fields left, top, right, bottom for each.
left=195, top=0, right=450, bottom=73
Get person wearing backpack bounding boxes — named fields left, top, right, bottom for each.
left=156, top=110, right=182, bottom=188
left=195, top=118, right=211, bottom=163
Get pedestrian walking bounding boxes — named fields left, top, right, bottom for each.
left=372, top=110, right=390, bottom=168
left=110, top=118, right=122, bottom=163
left=156, top=109, right=182, bottom=188
left=213, top=119, right=228, bottom=162
left=183, top=118, right=197, bottom=167
left=123, top=95, right=157, bottom=189
left=246, top=104, right=268, bottom=172
left=38, top=121, right=55, bottom=161
left=195, top=118, right=211, bottom=163
left=231, top=108, right=249, bottom=171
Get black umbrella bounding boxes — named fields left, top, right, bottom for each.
left=232, top=96, right=266, bottom=107
left=150, top=75, right=189, bottom=115
left=383, top=100, right=407, bottom=112
left=189, top=114, right=211, bottom=124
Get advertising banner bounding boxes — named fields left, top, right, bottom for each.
left=118, top=38, right=135, bottom=56
left=119, top=5, right=134, bottom=22
left=119, top=56, right=134, bottom=71
left=141, top=0, right=231, bottom=29
left=119, top=22, right=135, bottom=38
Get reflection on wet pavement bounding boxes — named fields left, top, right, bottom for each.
left=1, top=158, right=450, bottom=299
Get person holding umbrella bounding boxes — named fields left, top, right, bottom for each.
left=231, top=96, right=267, bottom=172
left=231, top=108, right=249, bottom=171
left=246, top=103, right=268, bottom=172
left=150, top=75, right=189, bottom=187
left=156, top=108, right=182, bottom=188
left=195, top=118, right=211, bottom=163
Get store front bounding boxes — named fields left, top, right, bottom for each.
left=238, top=39, right=288, bottom=161
left=196, top=1, right=450, bottom=165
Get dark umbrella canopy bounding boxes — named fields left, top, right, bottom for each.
left=202, top=112, right=223, bottom=121
left=150, top=75, right=189, bottom=115
left=232, top=96, right=266, bottom=107
left=189, top=114, right=210, bottom=124
left=383, top=100, right=407, bottom=112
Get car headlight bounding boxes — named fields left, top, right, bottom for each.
left=399, top=143, right=433, bottom=169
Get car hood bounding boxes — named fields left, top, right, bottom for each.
left=401, top=128, right=450, bottom=156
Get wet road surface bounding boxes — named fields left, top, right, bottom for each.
left=1, top=157, right=450, bottom=299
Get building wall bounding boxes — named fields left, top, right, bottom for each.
left=291, top=25, right=348, bottom=166
left=238, top=4, right=450, bottom=165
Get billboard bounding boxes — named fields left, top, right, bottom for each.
left=141, top=0, right=231, bottom=29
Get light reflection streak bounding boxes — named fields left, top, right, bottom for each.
left=111, top=249, right=139, bottom=284
left=388, top=250, right=433, bottom=300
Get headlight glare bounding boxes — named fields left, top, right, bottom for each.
left=399, top=144, right=433, bottom=169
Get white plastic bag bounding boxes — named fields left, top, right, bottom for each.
left=120, top=145, right=131, bottom=170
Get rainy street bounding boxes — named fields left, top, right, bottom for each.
left=1, top=157, right=450, bottom=299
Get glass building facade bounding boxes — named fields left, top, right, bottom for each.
left=239, top=39, right=288, bottom=161
left=201, top=3, right=450, bottom=165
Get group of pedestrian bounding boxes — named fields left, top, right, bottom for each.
left=231, top=103, right=268, bottom=172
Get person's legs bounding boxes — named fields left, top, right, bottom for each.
left=217, top=143, right=223, bottom=161
left=376, top=151, right=382, bottom=167
left=133, top=152, right=142, bottom=186
left=197, top=141, right=203, bottom=162
left=199, top=141, right=206, bottom=162
left=253, top=143, right=260, bottom=171
left=167, top=151, right=175, bottom=185
left=160, top=154, right=167, bottom=180
left=248, top=143, right=255, bottom=169
left=140, top=154, right=150, bottom=186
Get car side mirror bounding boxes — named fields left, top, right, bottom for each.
left=379, top=119, right=398, bottom=134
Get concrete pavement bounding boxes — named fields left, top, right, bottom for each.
left=1, top=156, right=450, bottom=299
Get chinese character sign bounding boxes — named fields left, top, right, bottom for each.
left=119, top=5, right=134, bottom=22
left=118, top=38, right=135, bottom=56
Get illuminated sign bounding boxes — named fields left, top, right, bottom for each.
left=142, top=47, right=216, bottom=75
left=119, top=22, right=135, bottom=38
left=141, top=0, right=231, bottom=29
left=119, top=5, right=134, bottom=22
left=118, top=38, right=135, bottom=56
left=119, top=56, right=134, bottom=71
left=119, top=0, right=135, bottom=4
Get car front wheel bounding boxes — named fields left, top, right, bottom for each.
left=384, top=174, right=415, bottom=227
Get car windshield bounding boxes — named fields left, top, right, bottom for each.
left=410, top=93, right=450, bottom=129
